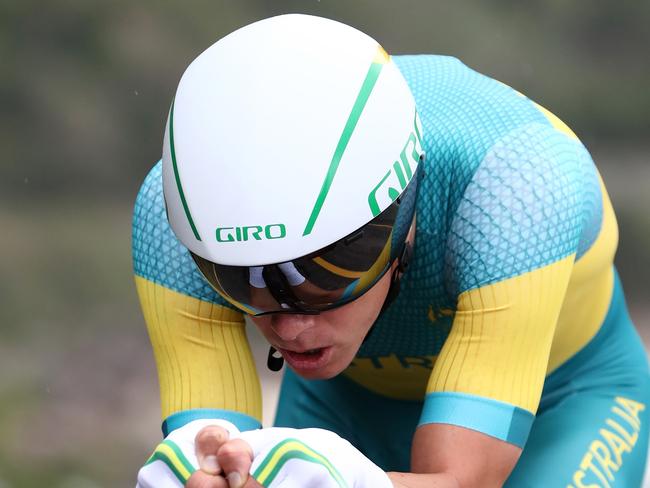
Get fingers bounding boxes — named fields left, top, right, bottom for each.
left=193, top=428, right=259, bottom=488
left=195, top=425, right=231, bottom=475
left=186, top=470, right=229, bottom=488
left=217, top=439, right=254, bottom=488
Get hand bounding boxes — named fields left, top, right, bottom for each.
left=136, top=419, right=241, bottom=488
left=194, top=426, right=393, bottom=488
left=187, top=424, right=261, bottom=488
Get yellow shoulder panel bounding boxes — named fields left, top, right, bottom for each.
left=135, top=276, right=262, bottom=422
left=548, top=173, right=617, bottom=372
left=428, top=256, right=575, bottom=413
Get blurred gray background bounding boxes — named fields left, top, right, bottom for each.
left=1, top=1, right=648, bottom=486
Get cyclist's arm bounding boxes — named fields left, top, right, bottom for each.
left=388, top=423, right=520, bottom=487
left=407, top=119, right=591, bottom=484
left=133, top=162, right=262, bottom=435
left=134, top=277, right=262, bottom=432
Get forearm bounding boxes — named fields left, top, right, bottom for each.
left=407, top=424, right=521, bottom=488
left=388, top=471, right=459, bottom=488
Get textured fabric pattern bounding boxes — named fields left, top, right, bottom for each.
left=445, top=123, right=584, bottom=296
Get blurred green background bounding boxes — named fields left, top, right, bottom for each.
left=1, top=1, right=648, bottom=486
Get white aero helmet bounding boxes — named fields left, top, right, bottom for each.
left=163, top=14, right=424, bottom=315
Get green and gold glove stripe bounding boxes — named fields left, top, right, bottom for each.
left=252, top=438, right=348, bottom=487
left=145, top=439, right=196, bottom=483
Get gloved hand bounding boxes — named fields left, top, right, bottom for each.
left=136, top=419, right=241, bottom=488
left=191, top=425, right=393, bottom=488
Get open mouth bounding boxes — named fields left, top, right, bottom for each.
left=301, top=348, right=322, bottom=355
left=278, top=346, right=333, bottom=371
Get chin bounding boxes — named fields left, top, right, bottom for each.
left=291, top=365, right=343, bottom=380
left=286, top=352, right=351, bottom=380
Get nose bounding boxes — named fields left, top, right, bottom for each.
left=270, top=313, right=317, bottom=342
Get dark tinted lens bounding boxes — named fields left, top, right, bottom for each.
left=294, top=212, right=395, bottom=291
left=192, top=224, right=393, bottom=315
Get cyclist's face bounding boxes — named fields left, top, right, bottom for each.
left=249, top=262, right=394, bottom=379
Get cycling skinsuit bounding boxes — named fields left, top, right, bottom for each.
left=132, top=55, right=650, bottom=487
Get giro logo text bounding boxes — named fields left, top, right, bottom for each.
left=367, top=111, right=424, bottom=217
left=216, top=224, right=287, bottom=243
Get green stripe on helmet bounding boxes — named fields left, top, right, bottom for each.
left=303, top=51, right=387, bottom=236
left=169, top=99, right=202, bottom=241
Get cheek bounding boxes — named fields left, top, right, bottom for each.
left=328, top=276, right=391, bottom=341
left=339, top=315, right=375, bottom=349
left=341, top=271, right=392, bottom=321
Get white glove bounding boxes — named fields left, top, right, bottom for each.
left=135, top=419, right=240, bottom=488
left=241, top=427, right=392, bottom=488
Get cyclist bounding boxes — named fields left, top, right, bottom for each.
left=134, top=14, right=650, bottom=487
